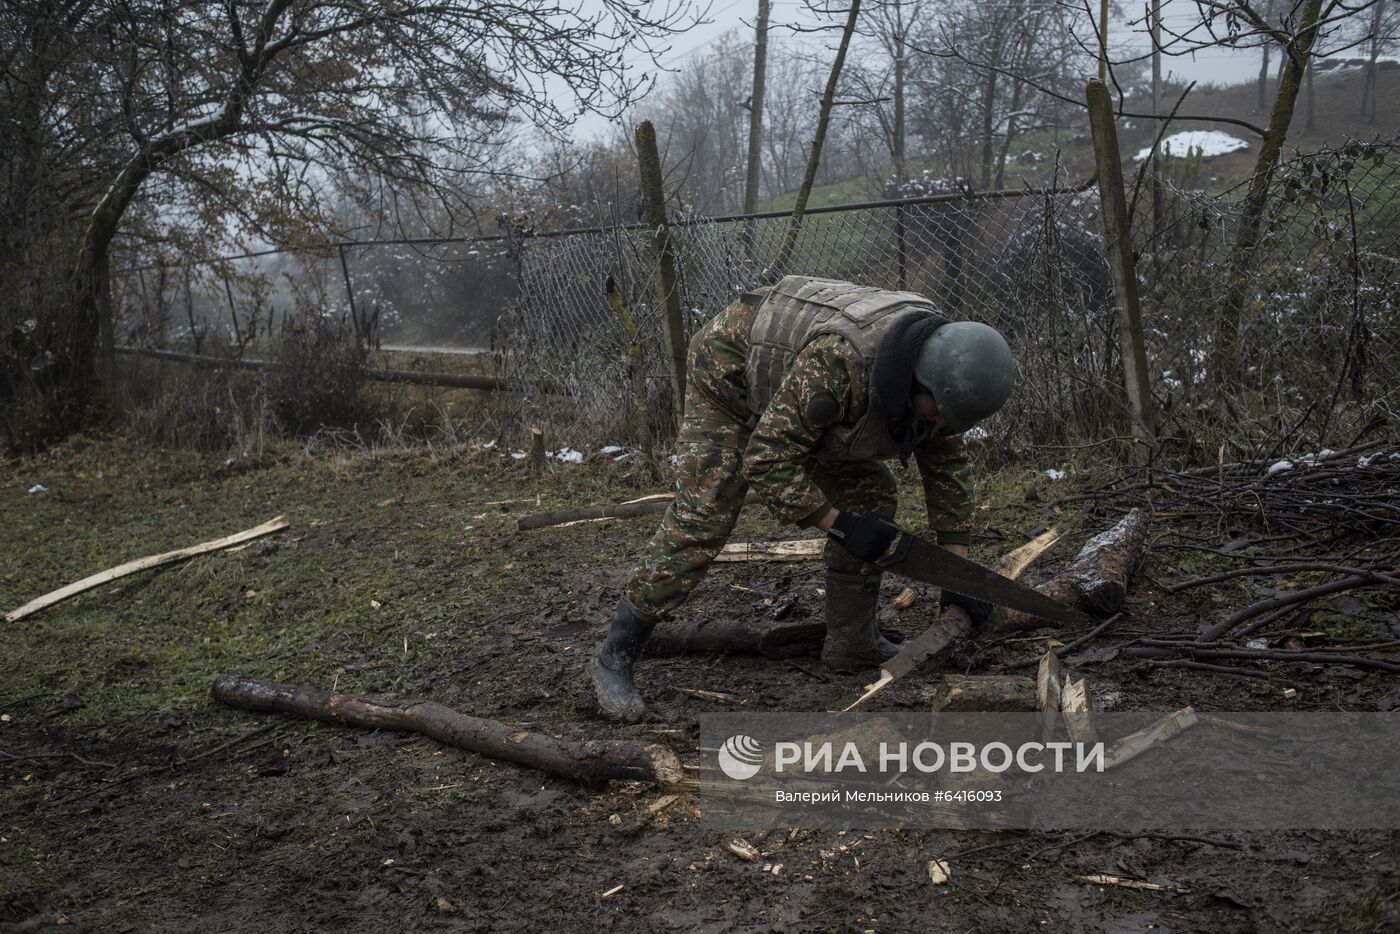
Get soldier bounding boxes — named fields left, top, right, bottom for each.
left=590, top=275, right=1016, bottom=721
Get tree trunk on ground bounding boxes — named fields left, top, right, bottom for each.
left=991, top=508, right=1150, bottom=632
left=644, top=618, right=830, bottom=658
left=212, top=675, right=688, bottom=787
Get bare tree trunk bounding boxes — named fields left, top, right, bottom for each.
left=743, top=0, right=770, bottom=215
left=977, top=47, right=1001, bottom=190
left=769, top=0, right=863, bottom=281
left=1361, top=0, right=1384, bottom=121
left=1304, top=56, right=1315, bottom=130
left=1257, top=41, right=1271, bottom=113
left=892, top=23, right=906, bottom=184
left=1151, top=0, right=1164, bottom=235
left=1214, top=0, right=1325, bottom=383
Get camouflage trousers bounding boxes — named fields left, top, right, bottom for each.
left=624, top=394, right=897, bottom=620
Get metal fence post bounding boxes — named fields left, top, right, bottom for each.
left=635, top=120, right=688, bottom=425
left=1086, top=78, right=1156, bottom=454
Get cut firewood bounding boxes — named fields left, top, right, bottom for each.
left=7, top=515, right=289, bottom=623
left=1036, top=651, right=1066, bottom=713
left=1036, top=651, right=1066, bottom=742
left=1060, top=677, right=1098, bottom=745
left=715, top=539, right=823, bottom=562
left=842, top=528, right=1061, bottom=711
left=995, top=528, right=1063, bottom=579
left=726, top=838, right=761, bottom=862
left=1104, top=706, right=1199, bottom=770
left=211, top=675, right=688, bottom=788
left=992, top=510, right=1149, bottom=633
left=518, top=490, right=760, bottom=531
left=928, top=675, right=1039, bottom=712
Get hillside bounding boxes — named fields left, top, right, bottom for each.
left=757, top=60, right=1399, bottom=211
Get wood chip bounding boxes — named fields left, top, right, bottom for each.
left=599, top=884, right=624, bottom=900
left=927, top=859, right=950, bottom=885
left=893, top=587, right=917, bottom=611
left=727, top=837, right=761, bottom=862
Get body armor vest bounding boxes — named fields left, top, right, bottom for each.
left=745, top=275, right=939, bottom=461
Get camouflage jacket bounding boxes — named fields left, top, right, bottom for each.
left=690, top=298, right=974, bottom=545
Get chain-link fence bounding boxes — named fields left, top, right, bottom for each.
left=113, top=135, right=1400, bottom=459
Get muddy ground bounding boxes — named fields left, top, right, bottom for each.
left=2, top=436, right=1398, bottom=932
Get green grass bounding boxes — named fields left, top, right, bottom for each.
left=0, top=435, right=660, bottom=724
left=0, top=433, right=1099, bottom=726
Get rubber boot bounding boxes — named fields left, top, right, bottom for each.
left=821, top=571, right=900, bottom=673
left=590, top=597, right=657, bottom=722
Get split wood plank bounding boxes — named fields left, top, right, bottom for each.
left=7, top=515, right=289, bottom=623
left=715, top=539, right=824, bottom=562
left=1104, top=706, right=1199, bottom=770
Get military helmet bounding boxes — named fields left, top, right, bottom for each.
left=913, top=321, right=1016, bottom=435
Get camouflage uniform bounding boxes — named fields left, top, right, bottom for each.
left=625, top=294, right=973, bottom=620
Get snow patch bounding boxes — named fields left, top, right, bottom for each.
left=1044, top=469, right=1066, bottom=481
left=964, top=426, right=989, bottom=441
left=1267, top=460, right=1293, bottom=476
left=1135, top=131, right=1248, bottom=162
left=598, top=445, right=624, bottom=455
left=27, top=484, right=47, bottom=494
left=549, top=448, right=584, bottom=464
left=510, top=452, right=526, bottom=460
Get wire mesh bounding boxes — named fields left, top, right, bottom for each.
left=112, top=135, right=1400, bottom=457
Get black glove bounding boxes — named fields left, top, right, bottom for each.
left=940, top=589, right=993, bottom=625
left=827, top=511, right=900, bottom=563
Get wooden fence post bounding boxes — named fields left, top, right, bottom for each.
left=634, top=120, right=688, bottom=426
left=1085, top=78, right=1156, bottom=455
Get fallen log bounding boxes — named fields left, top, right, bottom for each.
left=518, top=490, right=761, bottom=531
left=644, top=618, right=830, bottom=659
left=7, top=515, right=289, bottom=623
left=992, top=509, right=1149, bottom=633
left=211, top=675, right=688, bottom=788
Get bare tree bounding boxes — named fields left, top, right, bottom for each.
left=1, top=0, right=693, bottom=439
left=908, top=0, right=1086, bottom=189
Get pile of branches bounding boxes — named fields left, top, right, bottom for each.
left=1151, top=443, right=1400, bottom=545
left=1141, top=442, right=1400, bottom=661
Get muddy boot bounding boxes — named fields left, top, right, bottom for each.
left=590, top=597, right=657, bottom=722
left=821, top=571, right=900, bottom=673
